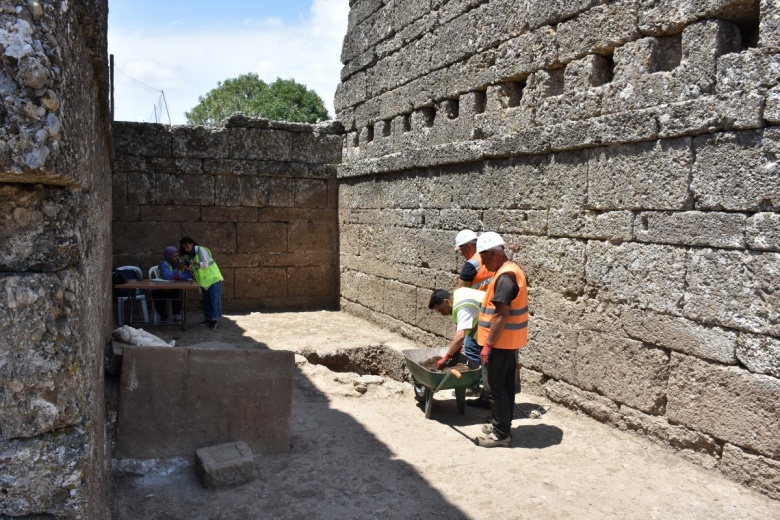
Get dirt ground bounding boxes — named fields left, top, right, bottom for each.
left=110, top=311, right=780, bottom=520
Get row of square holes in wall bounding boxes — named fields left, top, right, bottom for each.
left=356, top=11, right=760, bottom=146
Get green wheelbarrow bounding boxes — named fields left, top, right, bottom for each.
left=403, top=347, right=482, bottom=419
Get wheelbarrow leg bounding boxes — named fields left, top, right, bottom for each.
left=424, top=388, right=434, bottom=419
left=455, top=387, right=466, bottom=414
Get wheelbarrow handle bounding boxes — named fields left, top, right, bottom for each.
left=433, top=370, right=454, bottom=393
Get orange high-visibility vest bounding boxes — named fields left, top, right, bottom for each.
left=467, top=253, right=495, bottom=291
left=477, top=262, right=528, bottom=350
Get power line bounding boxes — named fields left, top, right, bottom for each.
left=115, top=65, right=172, bottom=125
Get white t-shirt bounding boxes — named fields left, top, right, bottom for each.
left=455, top=306, right=478, bottom=332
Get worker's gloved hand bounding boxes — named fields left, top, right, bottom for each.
left=436, top=354, right=452, bottom=370
left=480, top=344, right=492, bottom=366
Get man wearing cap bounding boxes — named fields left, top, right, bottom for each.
left=474, top=232, right=529, bottom=448
left=454, top=229, right=495, bottom=291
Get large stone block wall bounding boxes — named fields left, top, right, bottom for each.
left=112, top=116, right=342, bottom=311
left=0, top=1, right=112, bottom=518
left=337, top=0, right=780, bottom=499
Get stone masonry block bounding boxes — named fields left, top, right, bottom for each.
left=195, top=441, right=256, bottom=488
left=684, top=248, right=780, bottom=336
left=543, top=379, right=622, bottom=425
left=680, top=19, right=742, bottom=86
left=524, top=0, right=603, bottom=30
left=619, top=405, right=721, bottom=459
left=0, top=272, right=84, bottom=439
left=736, top=332, right=780, bottom=378
left=520, top=317, right=579, bottom=383
left=760, top=0, right=780, bottom=52
left=383, top=279, right=417, bottom=323
left=112, top=221, right=183, bottom=256
left=638, top=0, right=756, bottom=36
left=235, top=268, right=288, bottom=299
left=747, top=212, right=780, bottom=251
left=112, top=122, right=171, bottom=157
left=717, top=48, right=780, bottom=94
left=557, top=0, right=639, bottom=63
left=692, top=129, right=780, bottom=211
left=116, top=347, right=294, bottom=458
left=291, top=132, right=343, bottom=164
left=720, top=443, right=780, bottom=500
left=294, top=178, right=329, bottom=208
left=289, top=221, right=337, bottom=253
left=201, top=207, right=257, bottom=223
left=237, top=222, right=288, bottom=253
left=548, top=210, right=634, bottom=241
left=656, top=92, right=765, bottom=139
left=171, top=125, right=229, bottom=159
left=621, top=306, right=738, bottom=364
left=154, top=173, right=215, bottom=206
left=576, top=330, right=669, bottom=414
left=667, top=353, right=780, bottom=458
left=180, top=222, right=238, bottom=255
left=140, top=205, right=201, bottom=223
left=613, top=35, right=681, bottom=80
left=493, top=26, right=559, bottom=82
left=634, top=211, right=746, bottom=248
left=586, top=241, right=688, bottom=315
left=214, top=175, right=271, bottom=208
left=514, top=236, right=586, bottom=297
left=483, top=210, right=548, bottom=236
left=228, top=128, right=292, bottom=162
left=288, top=265, right=339, bottom=301
left=564, top=54, right=613, bottom=93
left=587, top=138, right=693, bottom=211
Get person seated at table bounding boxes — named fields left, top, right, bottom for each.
left=153, top=245, right=193, bottom=323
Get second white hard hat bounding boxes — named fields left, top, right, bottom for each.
left=476, top=231, right=506, bottom=253
left=454, top=229, right=478, bottom=250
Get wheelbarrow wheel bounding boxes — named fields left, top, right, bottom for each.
left=413, top=382, right=426, bottom=404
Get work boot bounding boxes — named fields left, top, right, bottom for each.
left=475, top=432, right=511, bottom=448
left=198, top=320, right=209, bottom=327
left=209, top=320, right=218, bottom=330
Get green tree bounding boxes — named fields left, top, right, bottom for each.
left=185, top=74, right=330, bottom=126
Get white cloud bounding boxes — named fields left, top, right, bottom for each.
left=109, top=0, right=349, bottom=125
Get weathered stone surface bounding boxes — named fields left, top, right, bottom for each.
left=621, top=307, right=738, bottom=364
left=576, top=330, right=669, bottom=414
left=0, top=428, right=91, bottom=517
left=195, top=441, right=256, bottom=488
left=0, top=272, right=84, bottom=439
left=684, top=248, right=780, bottom=336
left=634, top=211, right=746, bottom=248
left=717, top=48, right=780, bottom=94
left=557, top=0, right=639, bottom=63
left=667, top=353, right=780, bottom=457
left=113, top=122, right=171, bottom=157
left=746, top=212, right=780, bottom=251
left=619, top=405, right=721, bottom=459
left=736, top=332, right=780, bottom=378
left=760, top=0, right=780, bottom=52
left=514, top=236, right=586, bottom=297
left=587, top=138, right=693, bottom=211
left=228, top=128, right=292, bottom=162
left=548, top=210, right=633, bottom=241
left=116, top=347, right=294, bottom=458
left=692, top=129, right=780, bottom=212
left=0, top=185, right=88, bottom=272
left=171, top=125, right=229, bottom=159
left=521, top=318, right=579, bottom=383
left=543, top=379, right=622, bottom=425
left=586, top=241, right=688, bottom=315
left=720, top=443, right=780, bottom=500
left=638, top=0, right=757, bottom=35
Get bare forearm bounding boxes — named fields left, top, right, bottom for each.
left=448, top=329, right=466, bottom=356
left=486, top=303, right=509, bottom=345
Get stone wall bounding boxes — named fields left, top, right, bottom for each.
left=336, top=0, right=780, bottom=499
left=0, top=0, right=112, bottom=518
left=112, top=116, right=342, bottom=312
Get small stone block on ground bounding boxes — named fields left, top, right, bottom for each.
left=195, top=441, right=256, bottom=488
left=106, top=340, right=129, bottom=376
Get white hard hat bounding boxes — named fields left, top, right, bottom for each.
left=453, top=229, right=478, bottom=250
left=476, top=232, right=505, bottom=253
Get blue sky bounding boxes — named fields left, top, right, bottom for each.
left=108, top=0, right=348, bottom=124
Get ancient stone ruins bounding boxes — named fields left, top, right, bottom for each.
left=1, top=0, right=778, bottom=517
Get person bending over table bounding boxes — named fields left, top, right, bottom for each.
left=179, top=236, right=223, bottom=331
